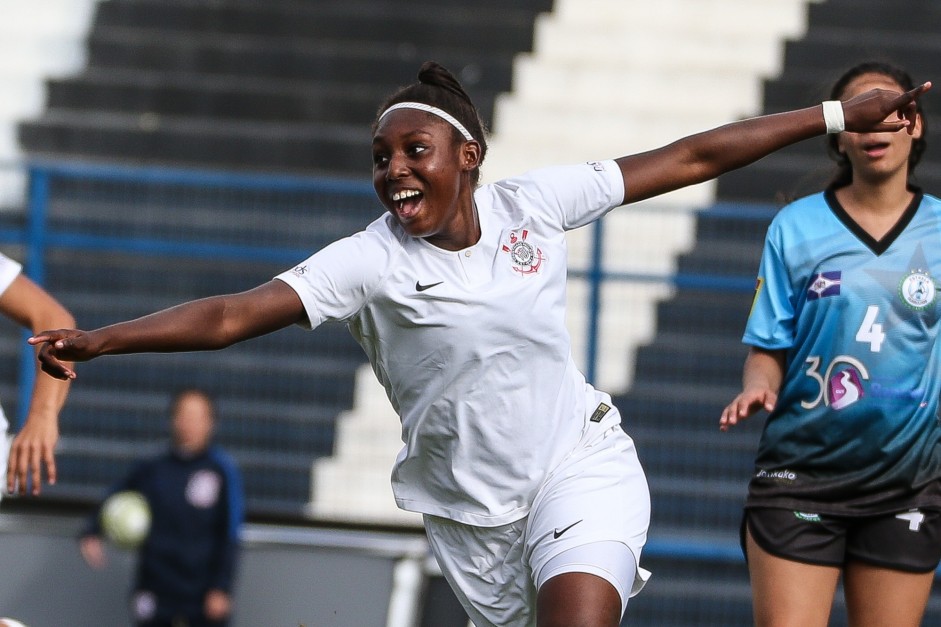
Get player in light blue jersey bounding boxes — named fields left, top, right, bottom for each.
left=721, top=62, right=941, bottom=627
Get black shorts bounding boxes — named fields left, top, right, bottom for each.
left=742, top=506, right=941, bottom=573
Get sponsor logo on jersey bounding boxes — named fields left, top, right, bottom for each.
left=589, top=402, right=610, bottom=423
left=829, top=367, right=865, bottom=410
left=807, top=271, right=841, bottom=300
left=870, top=380, right=923, bottom=401
left=586, top=161, right=606, bottom=172
left=501, top=229, right=545, bottom=275
left=415, top=280, right=443, bottom=292
left=553, top=519, right=583, bottom=539
left=186, top=470, right=221, bottom=508
left=291, top=264, right=309, bottom=276
left=755, top=468, right=797, bottom=482
left=793, top=511, right=822, bottom=523
left=899, top=269, right=936, bottom=310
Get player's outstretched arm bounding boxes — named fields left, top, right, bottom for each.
left=719, top=347, right=785, bottom=432
left=2, top=275, right=74, bottom=495
left=29, top=279, right=305, bottom=381
left=617, top=82, right=931, bottom=204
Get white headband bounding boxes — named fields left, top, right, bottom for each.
left=378, top=101, right=475, bottom=141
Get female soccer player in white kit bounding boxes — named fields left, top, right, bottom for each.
left=28, top=62, right=928, bottom=626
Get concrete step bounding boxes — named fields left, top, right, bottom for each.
left=93, top=0, right=543, bottom=55
left=533, top=17, right=785, bottom=75
left=551, top=0, right=815, bottom=38
left=631, top=332, right=750, bottom=388
left=19, top=110, right=372, bottom=177
left=45, top=71, right=459, bottom=127
left=84, top=25, right=517, bottom=94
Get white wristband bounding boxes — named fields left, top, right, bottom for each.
left=822, top=100, right=845, bottom=134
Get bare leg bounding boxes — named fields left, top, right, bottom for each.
left=537, top=572, right=622, bottom=627
left=843, top=560, right=933, bottom=627
left=745, top=526, right=841, bottom=627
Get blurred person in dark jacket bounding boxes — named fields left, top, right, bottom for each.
left=80, top=388, right=244, bottom=627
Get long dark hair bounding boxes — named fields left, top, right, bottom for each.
left=827, top=61, right=928, bottom=188
left=374, top=62, right=489, bottom=185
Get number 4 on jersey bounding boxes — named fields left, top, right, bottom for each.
left=855, top=305, right=885, bottom=352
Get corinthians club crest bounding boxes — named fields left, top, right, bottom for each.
left=501, top=229, right=545, bottom=275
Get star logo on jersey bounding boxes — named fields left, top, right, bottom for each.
left=501, top=229, right=545, bottom=275
left=865, top=242, right=940, bottom=331
left=899, top=269, right=936, bottom=310
left=807, top=271, right=841, bottom=300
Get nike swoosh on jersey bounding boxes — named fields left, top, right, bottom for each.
left=415, top=280, right=444, bottom=292
left=553, top=519, right=583, bottom=539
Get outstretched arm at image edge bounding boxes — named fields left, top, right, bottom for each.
left=29, top=280, right=306, bottom=381
left=618, top=82, right=930, bottom=204
left=719, top=347, right=786, bottom=432
left=2, top=276, right=74, bottom=495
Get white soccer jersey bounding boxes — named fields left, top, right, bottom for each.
left=0, top=252, right=22, bottom=433
left=277, top=160, right=626, bottom=526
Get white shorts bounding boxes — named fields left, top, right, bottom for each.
left=424, top=422, right=651, bottom=627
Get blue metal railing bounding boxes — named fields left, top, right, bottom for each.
left=9, top=160, right=772, bottom=428
left=5, top=160, right=767, bottom=562
left=8, top=160, right=379, bottom=427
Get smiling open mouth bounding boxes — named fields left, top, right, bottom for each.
left=392, top=189, right=423, bottom=218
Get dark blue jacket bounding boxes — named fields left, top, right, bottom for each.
left=85, top=445, right=244, bottom=619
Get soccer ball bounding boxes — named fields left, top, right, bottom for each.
left=0, top=618, right=30, bottom=627
left=101, top=490, right=151, bottom=549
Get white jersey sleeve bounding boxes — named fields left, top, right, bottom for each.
left=0, top=253, right=23, bottom=297
left=275, top=216, right=397, bottom=329
left=491, top=160, right=625, bottom=231
left=0, top=253, right=21, bottom=434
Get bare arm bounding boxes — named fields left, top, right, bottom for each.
left=29, top=279, right=306, bottom=381
left=719, top=346, right=786, bottom=432
left=1, top=275, right=74, bottom=494
left=618, top=82, right=930, bottom=204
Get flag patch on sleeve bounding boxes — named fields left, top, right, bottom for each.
left=807, top=271, right=841, bottom=300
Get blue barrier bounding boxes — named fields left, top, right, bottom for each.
left=8, top=160, right=764, bottom=428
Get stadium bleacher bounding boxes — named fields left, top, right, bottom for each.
left=18, top=0, right=551, bottom=178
